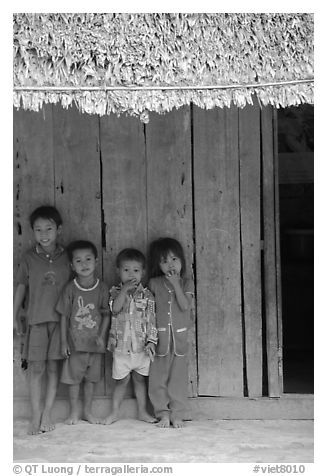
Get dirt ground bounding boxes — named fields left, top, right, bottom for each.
left=13, top=417, right=313, bottom=463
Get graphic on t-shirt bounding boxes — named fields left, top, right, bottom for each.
left=42, top=271, right=56, bottom=286
left=74, top=296, right=97, bottom=330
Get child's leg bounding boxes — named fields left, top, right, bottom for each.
left=168, top=356, right=189, bottom=428
left=65, top=384, right=80, bottom=424
left=83, top=381, right=100, bottom=424
left=39, top=359, right=59, bottom=432
left=132, top=372, right=157, bottom=423
left=148, top=356, right=171, bottom=428
left=28, top=361, right=46, bottom=434
left=102, top=375, right=130, bottom=425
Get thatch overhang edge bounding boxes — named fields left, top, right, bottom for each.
left=13, top=13, right=314, bottom=121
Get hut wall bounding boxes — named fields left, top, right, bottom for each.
left=13, top=102, right=281, bottom=400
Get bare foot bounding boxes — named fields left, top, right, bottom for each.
left=27, top=414, right=42, bottom=435
left=156, top=416, right=170, bottom=428
left=65, top=411, right=79, bottom=425
left=138, top=411, right=157, bottom=423
left=101, top=412, right=119, bottom=425
left=171, top=419, right=184, bottom=428
left=40, top=412, right=55, bottom=432
left=84, top=412, right=100, bottom=424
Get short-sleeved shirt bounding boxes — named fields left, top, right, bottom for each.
left=56, top=278, right=110, bottom=353
left=108, top=283, right=157, bottom=354
left=16, top=245, right=71, bottom=325
left=148, top=276, right=194, bottom=357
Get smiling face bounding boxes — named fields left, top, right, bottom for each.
left=159, top=251, right=182, bottom=277
left=118, top=260, right=144, bottom=285
left=33, top=217, right=60, bottom=253
left=71, top=248, right=97, bottom=280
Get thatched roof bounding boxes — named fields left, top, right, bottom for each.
left=13, top=13, right=314, bottom=122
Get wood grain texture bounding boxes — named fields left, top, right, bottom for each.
left=239, top=102, right=262, bottom=397
left=193, top=105, right=243, bottom=396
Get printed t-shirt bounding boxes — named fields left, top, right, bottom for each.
left=56, top=278, right=109, bottom=353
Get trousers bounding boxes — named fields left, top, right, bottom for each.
left=148, top=346, right=189, bottom=420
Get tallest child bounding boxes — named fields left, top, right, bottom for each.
left=13, top=206, right=71, bottom=434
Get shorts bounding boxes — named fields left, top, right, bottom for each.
left=61, top=351, right=103, bottom=384
left=112, top=350, right=150, bottom=380
left=23, top=322, right=62, bottom=362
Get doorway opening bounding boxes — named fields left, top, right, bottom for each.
left=278, top=104, right=314, bottom=394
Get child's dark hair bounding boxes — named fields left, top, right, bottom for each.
left=148, top=237, right=186, bottom=278
left=29, top=206, right=63, bottom=228
left=116, top=248, right=146, bottom=269
left=67, top=240, right=98, bottom=262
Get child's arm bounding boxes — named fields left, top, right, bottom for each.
left=111, top=281, right=137, bottom=314
left=166, top=273, right=191, bottom=311
left=96, top=312, right=110, bottom=348
left=144, top=293, right=157, bottom=361
left=13, top=284, right=26, bottom=334
left=96, top=284, right=111, bottom=349
left=60, top=314, right=70, bottom=358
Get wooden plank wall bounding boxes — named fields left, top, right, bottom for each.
left=193, top=106, right=244, bottom=396
left=13, top=102, right=280, bottom=400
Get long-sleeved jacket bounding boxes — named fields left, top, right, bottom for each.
left=148, top=276, right=194, bottom=357
left=107, top=283, right=157, bottom=354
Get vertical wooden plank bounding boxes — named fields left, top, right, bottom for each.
left=273, top=109, right=284, bottom=393
left=52, top=104, right=103, bottom=396
left=146, top=106, right=197, bottom=397
left=13, top=105, right=55, bottom=398
left=239, top=101, right=263, bottom=397
left=100, top=114, right=147, bottom=396
left=261, top=106, right=280, bottom=397
left=193, top=105, right=243, bottom=396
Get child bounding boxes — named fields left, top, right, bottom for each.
left=147, top=237, right=194, bottom=428
left=56, top=240, right=110, bottom=425
left=103, top=248, right=157, bottom=425
left=13, top=206, right=71, bottom=434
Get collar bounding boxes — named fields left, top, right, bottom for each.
left=74, top=278, right=99, bottom=291
left=35, top=244, right=65, bottom=260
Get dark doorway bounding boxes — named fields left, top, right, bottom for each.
left=278, top=105, right=314, bottom=393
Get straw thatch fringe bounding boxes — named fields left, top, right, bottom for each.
left=13, top=13, right=314, bottom=121
left=13, top=82, right=314, bottom=123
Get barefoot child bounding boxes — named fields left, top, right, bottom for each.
left=147, top=237, right=194, bottom=428
left=56, top=240, right=110, bottom=424
left=103, top=248, right=157, bottom=425
left=13, top=206, right=71, bottom=434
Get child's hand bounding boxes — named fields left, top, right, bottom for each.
left=107, top=336, right=116, bottom=352
left=122, top=279, right=138, bottom=294
left=165, top=270, right=181, bottom=288
left=61, top=343, right=70, bottom=359
left=145, top=342, right=156, bottom=362
left=14, top=315, right=26, bottom=337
